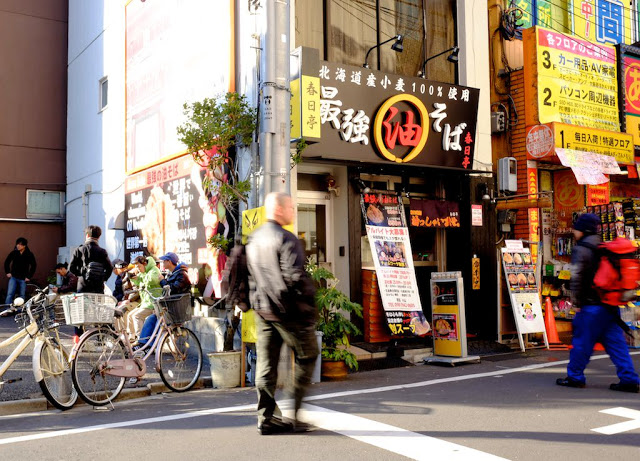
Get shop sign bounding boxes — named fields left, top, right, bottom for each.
left=124, top=154, right=213, bottom=291
left=301, top=60, right=480, bottom=169
left=430, top=271, right=469, bottom=357
left=619, top=48, right=640, bottom=147
left=554, top=169, right=585, bottom=211
left=587, top=183, right=610, bottom=205
left=360, top=193, right=430, bottom=337
left=471, top=204, right=482, bottom=226
left=525, top=124, right=554, bottom=158
left=525, top=122, right=634, bottom=165
left=523, top=26, right=619, bottom=131
left=409, top=199, right=460, bottom=228
left=471, top=257, right=480, bottom=290
left=290, top=75, right=321, bottom=141
left=527, top=167, right=539, bottom=264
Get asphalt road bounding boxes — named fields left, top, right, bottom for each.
left=0, top=347, right=638, bottom=460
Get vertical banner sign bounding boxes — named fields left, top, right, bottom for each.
left=471, top=257, right=480, bottom=290
left=527, top=167, right=540, bottom=263
left=430, top=271, right=468, bottom=357
left=501, top=246, right=547, bottom=351
left=523, top=26, right=619, bottom=132
left=361, top=192, right=430, bottom=337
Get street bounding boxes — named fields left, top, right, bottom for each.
left=0, top=348, right=638, bottom=460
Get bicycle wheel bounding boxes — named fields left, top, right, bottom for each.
left=158, top=326, right=203, bottom=392
left=37, top=340, right=78, bottom=410
left=72, top=328, right=126, bottom=406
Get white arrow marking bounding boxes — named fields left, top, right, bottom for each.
left=592, top=407, right=640, bottom=435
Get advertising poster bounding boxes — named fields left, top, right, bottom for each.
left=524, top=26, right=619, bottom=131
left=430, top=272, right=467, bottom=357
left=125, top=0, right=234, bottom=173
left=124, top=154, right=230, bottom=297
left=432, top=314, right=458, bottom=341
left=361, top=192, right=430, bottom=337
left=501, top=248, right=546, bottom=335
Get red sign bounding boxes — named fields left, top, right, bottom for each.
left=587, top=183, right=610, bottom=205
left=409, top=199, right=460, bottom=228
left=526, top=125, right=555, bottom=159
left=624, top=55, right=640, bottom=116
left=527, top=168, right=538, bottom=199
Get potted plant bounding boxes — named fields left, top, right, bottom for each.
left=306, top=263, right=363, bottom=379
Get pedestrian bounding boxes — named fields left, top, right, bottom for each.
left=135, top=252, right=190, bottom=348
left=556, top=213, right=639, bottom=393
left=3, top=237, right=37, bottom=305
left=126, top=255, right=162, bottom=342
left=69, top=225, right=113, bottom=294
left=52, top=263, right=78, bottom=294
left=246, top=192, right=318, bottom=435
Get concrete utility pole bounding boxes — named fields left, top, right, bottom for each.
left=259, top=0, right=291, bottom=199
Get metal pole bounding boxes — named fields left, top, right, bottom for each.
left=259, top=0, right=290, bottom=199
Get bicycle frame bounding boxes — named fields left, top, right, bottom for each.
left=0, top=322, right=38, bottom=381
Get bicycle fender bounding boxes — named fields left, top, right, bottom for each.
left=31, top=338, right=46, bottom=382
left=154, top=330, right=169, bottom=373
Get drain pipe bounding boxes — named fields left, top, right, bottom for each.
left=82, top=184, right=92, bottom=231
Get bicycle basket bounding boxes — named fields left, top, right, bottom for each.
left=159, top=294, right=192, bottom=325
left=61, top=293, right=117, bottom=325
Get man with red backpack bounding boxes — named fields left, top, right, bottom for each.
left=556, top=213, right=639, bottom=393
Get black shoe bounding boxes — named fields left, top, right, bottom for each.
left=556, top=377, right=586, bottom=388
left=257, top=418, right=294, bottom=435
left=609, top=382, right=639, bottom=393
left=282, top=417, right=316, bottom=433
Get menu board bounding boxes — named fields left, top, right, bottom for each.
left=501, top=247, right=546, bottom=335
left=361, top=192, right=430, bottom=337
left=430, top=272, right=468, bottom=357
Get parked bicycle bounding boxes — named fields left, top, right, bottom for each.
left=69, top=289, right=203, bottom=407
left=0, top=286, right=78, bottom=410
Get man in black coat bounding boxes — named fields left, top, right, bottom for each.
left=69, top=225, right=113, bottom=294
left=246, top=192, right=318, bottom=435
left=159, top=252, right=190, bottom=294
left=3, top=237, right=37, bottom=308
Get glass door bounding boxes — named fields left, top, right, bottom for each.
left=296, top=191, right=333, bottom=272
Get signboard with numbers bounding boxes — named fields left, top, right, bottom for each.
left=361, top=192, right=430, bottom=337
left=524, top=26, right=619, bottom=132
left=301, top=55, right=480, bottom=170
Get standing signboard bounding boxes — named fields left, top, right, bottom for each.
left=500, top=241, right=549, bottom=351
left=425, top=271, right=479, bottom=365
left=360, top=192, right=430, bottom=337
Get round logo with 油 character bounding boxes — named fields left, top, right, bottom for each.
left=373, top=94, right=429, bottom=163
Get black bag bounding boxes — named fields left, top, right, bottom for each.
left=221, top=244, right=251, bottom=312
left=84, top=261, right=105, bottom=285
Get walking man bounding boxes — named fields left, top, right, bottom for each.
left=556, top=213, right=639, bottom=392
left=2, top=237, right=37, bottom=313
left=246, top=192, right=318, bottom=435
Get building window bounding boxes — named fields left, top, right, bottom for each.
left=99, top=76, right=108, bottom=111
left=26, top=190, right=65, bottom=219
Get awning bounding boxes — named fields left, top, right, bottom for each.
left=555, top=148, right=622, bottom=185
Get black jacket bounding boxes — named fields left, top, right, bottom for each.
left=4, top=247, right=37, bottom=280
left=246, top=220, right=316, bottom=324
left=70, top=239, right=113, bottom=294
left=58, top=272, right=78, bottom=294
left=570, top=233, right=601, bottom=308
left=160, top=263, right=190, bottom=294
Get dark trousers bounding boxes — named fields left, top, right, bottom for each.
left=568, top=304, right=639, bottom=385
left=255, top=314, right=318, bottom=425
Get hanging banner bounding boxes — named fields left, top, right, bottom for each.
left=409, top=199, right=460, bottom=228
left=361, top=192, right=430, bottom=337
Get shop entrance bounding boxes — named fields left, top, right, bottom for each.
left=297, top=191, right=333, bottom=273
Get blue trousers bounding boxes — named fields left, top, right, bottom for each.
left=138, top=314, right=157, bottom=345
left=567, top=304, right=639, bottom=385
left=5, top=277, right=26, bottom=304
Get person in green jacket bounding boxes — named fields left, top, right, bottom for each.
left=126, top=255, right=162, bottom=341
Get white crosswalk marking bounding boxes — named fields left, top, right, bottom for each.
left=299, top=404, right=509, bottom=461
left=591, top=407, right=640, bottom=435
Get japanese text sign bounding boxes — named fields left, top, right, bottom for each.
left=302, top=58, right=480, bottom=169
left=523, top=26, right=619, bottom=132
left=409, top=199, right=460, bottom=228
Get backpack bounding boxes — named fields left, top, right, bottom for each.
left=592, top=237, right=640, bottom=307
left=220, top=244, right=251, bottom=312
left=84, top=261, right=106, bottom=285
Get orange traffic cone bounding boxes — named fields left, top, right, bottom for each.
left=544, top=297, right=569, bottom=350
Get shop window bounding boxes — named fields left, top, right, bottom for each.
left=26, top=190, right=65, bottom=219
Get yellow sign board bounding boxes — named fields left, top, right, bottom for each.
left=625, top=114, right=640, bottom=147
left=241, top=206, right=294, bottom=244
left=552, top=123, right=634, bottom=165
left=524, top=26, right=620, bottom=131
left=290, top=75, right=321, bottom=141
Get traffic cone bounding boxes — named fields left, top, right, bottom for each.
left=544, top=297, right=569, bottom=350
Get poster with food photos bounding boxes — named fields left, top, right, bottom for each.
left=361, top=192, right=430, bottom=337
left=501, top=247, right=546, bottom=335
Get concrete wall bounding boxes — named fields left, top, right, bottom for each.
left=0, top=1, right=67, bottom=294
left=67, top=0, right=126, bottom=279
